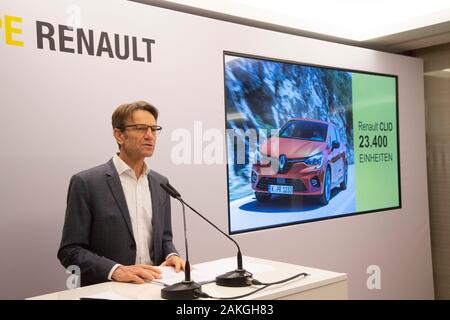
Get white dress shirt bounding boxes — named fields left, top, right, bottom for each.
left=107, top=155, right=178, bottom=280
left=107, top=154, right=153, bottom=280
left=113, top=154, right=154, bottom=265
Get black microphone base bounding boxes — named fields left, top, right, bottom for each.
left=161, top=281, right=202, bottom=300
left=216, top=269, right=252, bottom=287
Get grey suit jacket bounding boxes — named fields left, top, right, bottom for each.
left=57, top=159, right=178, bottom=286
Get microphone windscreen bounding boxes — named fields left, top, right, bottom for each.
left=160, top=183, right=177, bottom=198
left=166, top=182, right=181, bottom=197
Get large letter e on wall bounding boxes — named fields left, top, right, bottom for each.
left=0, top=15, right=24, bottom=46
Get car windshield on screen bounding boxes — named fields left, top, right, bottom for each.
left=279, top=120, right=328, bottom=141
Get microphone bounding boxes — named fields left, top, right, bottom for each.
left=159, top=184, right=201, bottom=300
left=161, top=182, right=252, bottom=287
left=165, top=183, right=181, bottom=198
left=160, top=183, right=180, bottom=198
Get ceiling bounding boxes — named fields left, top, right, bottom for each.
left=131, top=0, right=450, bottom=53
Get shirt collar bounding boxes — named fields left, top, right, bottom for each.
left=113, top=154, right=150, bottom=178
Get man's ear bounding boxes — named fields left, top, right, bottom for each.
left=113, top=128, right=125, bottom=146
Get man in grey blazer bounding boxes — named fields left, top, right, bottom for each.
left=58, top=101, right=184, bottom=286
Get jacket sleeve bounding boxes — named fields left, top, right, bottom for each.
left=57, top=174, right=117, bottom=286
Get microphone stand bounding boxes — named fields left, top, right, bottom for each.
left=160, top=190, right=201, bottom=300
left=164, top=183, right=252, bottom=287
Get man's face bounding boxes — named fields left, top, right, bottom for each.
left=116, top=110, right=158, bottom=159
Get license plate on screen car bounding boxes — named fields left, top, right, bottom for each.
left=268, top=185, right=293, bottom=194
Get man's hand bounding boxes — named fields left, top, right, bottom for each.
left=160, top=255, right=185, bottom=272
left=111, top=264, right=162, bottom=284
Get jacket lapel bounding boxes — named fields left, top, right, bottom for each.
left=148, top=171, right=161, bottom=230
left=105, top=159, right=135, bottom=240
left=149, top=170, right=166, bottom=263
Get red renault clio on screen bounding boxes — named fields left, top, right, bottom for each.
left=251, top=118, right=348, bottom=205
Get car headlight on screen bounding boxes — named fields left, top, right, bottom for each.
left=304, top=153, right=323, bottom=167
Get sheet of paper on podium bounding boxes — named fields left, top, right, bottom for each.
left=151, top=259, right=275, bottom=286
left=151, top=266, right=216, bottom=286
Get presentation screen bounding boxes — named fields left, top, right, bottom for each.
left=224, top=52, right=401, bottom=234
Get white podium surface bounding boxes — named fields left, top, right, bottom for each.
left=28, top=256, right=347, bottom=300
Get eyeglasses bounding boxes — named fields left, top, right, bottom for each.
left=123, top=124, right=163, bottom=135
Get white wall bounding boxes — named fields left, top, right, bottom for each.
left=0, top=0, right=433, bottom=299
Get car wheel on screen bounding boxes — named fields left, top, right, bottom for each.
left=255, top=192, right=271, bottom=202
left=318, top=167, right=331, bottom=205
left=340, top=164, right=348, bottom=190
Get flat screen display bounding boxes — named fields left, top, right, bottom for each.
left=224, top=52, right=401, bottom=234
